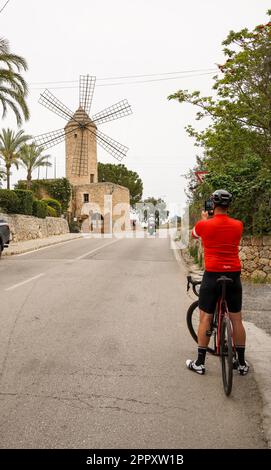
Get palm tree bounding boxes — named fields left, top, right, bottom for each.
left=0, top=128, right=31, bottom=189
left=19, top=143, right=52, bottom=189
left=0, top=165, right=5, bottom=188
left=0, top=37, right=29, bottom=125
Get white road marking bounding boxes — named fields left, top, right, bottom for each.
left=75, top=238, right=122, bottom=260
left=5, top=273, right=45, bottom=291
left=4, top=238, right=121, bottom=291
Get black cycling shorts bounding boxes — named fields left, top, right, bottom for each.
left=199, top=271, right=242, bottom=314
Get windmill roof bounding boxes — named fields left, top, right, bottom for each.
left=65, top=106, right=96, bottom=128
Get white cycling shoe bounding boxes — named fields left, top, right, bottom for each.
left=186, top=359, right=205, bottom=375
left=237, top=361, right=250, bottom=376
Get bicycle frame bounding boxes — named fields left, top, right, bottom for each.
left=186, top=275, right=236, bottom=357
left=213, top=294, right=235, bottom=356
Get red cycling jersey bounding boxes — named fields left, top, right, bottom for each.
left=192, top=214, right=243, bottom=272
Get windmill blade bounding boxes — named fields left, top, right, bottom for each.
left=71, top=129, right=89, bottom=176
left=92, top=99, right=132, bottom=125
left=33, top=127, right=79, bottom=150
left=39, top=89, right=78, bottom=123
left=79, top=75, right=96, bottom=116
left=87, top=127, right=128, bottom=161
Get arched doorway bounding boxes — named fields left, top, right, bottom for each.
left=90, top=212, right=104, bottom=234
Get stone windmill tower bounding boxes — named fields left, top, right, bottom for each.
left=65, top=106, right=98, bottom=186
left=34, top=75, right=132, bottom=232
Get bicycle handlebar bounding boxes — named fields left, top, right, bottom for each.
left=186, top=275, right=201, bottom=297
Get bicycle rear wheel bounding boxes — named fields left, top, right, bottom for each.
left=221, top=317, right=233, bottom=396
left=186, top=301, right=216, bottom=354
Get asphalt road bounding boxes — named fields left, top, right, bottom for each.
left=0, top=234, right=267, bottom=448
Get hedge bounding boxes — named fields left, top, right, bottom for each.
left=46, top=205, right=57, bottom=217
left=14, top=190, right=33, bottom=215
left=32, top=199, right=47, bottom=219
left=16, top=178, right=72, bottom=211
left=42, top=198, right=62, bottom=217
left=0, top=189, right=19, bottom=213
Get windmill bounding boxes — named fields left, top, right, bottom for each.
left=34, top=75, right=132, bottom=185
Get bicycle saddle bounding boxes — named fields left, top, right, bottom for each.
left=216, top=276, right=233, bottom=284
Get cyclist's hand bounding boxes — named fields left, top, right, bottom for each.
left=201, top=210, right=209, bottom=220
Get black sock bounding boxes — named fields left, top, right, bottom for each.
left=236, top=345, right=246, bottom=366
left=195, top=347, right=207, bottom=366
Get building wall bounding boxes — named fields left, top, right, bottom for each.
left=72, top=182, right=130, bottom=233
left=0, top=213, right=69, bottom=242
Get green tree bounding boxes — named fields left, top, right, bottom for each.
left=168, top=14, right=271, bottom=165
left=189, top=156, right=271, bottom=234
left=0, top=37, right=29, bottom=125
left=98, top=162, right=143, bottom=206
left=0, top=128, right=31, bottom=189
left=168, top=10, right=271, bottom=234
left=19, top=143, right=51, bottom=189
left=141, top=197, right=168, bottom=222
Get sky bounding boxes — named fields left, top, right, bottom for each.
left=0, top=0, right=270, bottom=208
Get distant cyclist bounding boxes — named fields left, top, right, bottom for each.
left=186, top=189, right=249, bottom=376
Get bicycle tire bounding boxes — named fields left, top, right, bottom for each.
left=186, top=300, right=216, bottom=354
left=221, top=316, right=233, bottom=396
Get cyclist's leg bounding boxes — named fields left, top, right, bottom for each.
left=229, top=312, right=246, bottom=346
left=197, top=272, right=218, bottom=346
left=226, top=274, right=249, bottom=374
left=186, top=272, right=218, bottom=374
left=198, top=310, right=213, bottom=347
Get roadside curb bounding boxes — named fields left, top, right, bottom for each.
left=171, top=237, right=204, bottom=278
left=245, top=321, right=271, bottom=448
left=2, top=234, right=83, bottom=257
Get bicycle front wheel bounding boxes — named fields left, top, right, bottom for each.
left=186, top=301, right=216, bottom=354
left=220, top=317, right=233, bottom=396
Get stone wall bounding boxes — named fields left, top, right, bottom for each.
left=187, top=235, right=271, bottom=282
left=0, top=213, right=69, bottom=242
left=240, top=236, right=271, bottom=282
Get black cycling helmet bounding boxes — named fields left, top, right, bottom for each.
left=211, top=189, right=232, bottom=207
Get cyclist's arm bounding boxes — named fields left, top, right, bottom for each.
left=192, top=212, right=208, bottom=239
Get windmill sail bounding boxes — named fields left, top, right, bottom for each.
left=87, top=127, right=128, bottom=161
left=35, top=74, right=132, bottom=179
left=39, top=89, right=78, bottom=123
left=92, top=99, right=132, bottom=125
left=79, top=75, right=96, bottom=116
left=34, top=127, right=79, bottom=150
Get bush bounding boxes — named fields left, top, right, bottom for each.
left=69, top=220, right=81, bottom=233
left=42, top=198, right=62, bottom=217
left=32, top=199, right=47, bottom=219
left=0, top=189, right=19, bottom=213
left=16, top=178, right=72, bottom=212
left=14, top=189, right=33, bottom=215
left=46, top=205, right=57, bottom=217
left=189, top=244, right=199, bottom=263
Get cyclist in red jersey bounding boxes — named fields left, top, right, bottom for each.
left=186, top=189, right=249, bottom=376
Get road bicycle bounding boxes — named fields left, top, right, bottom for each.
left=186, top=275, right=237, bottom=396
